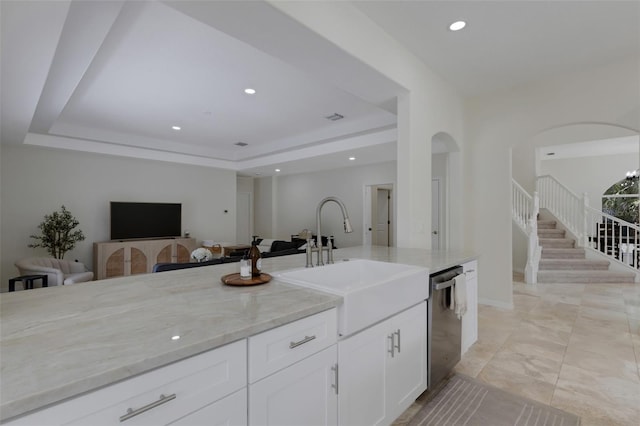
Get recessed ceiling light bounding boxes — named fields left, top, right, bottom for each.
left=244, top=88, right=256, bottom=95
left=275, top=169, right=281, bottom=172
left=171, top=335, right=180, bottom=340
left=234, top=141, right=248, bottom=147
left=546, top=152, right=555, bottom=156
left=172, top=126, right=181, bottom=130
left=349, top=157, right=356, bottom=161
left=449, top=21, right=466, bottom=31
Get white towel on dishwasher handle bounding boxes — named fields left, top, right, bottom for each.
left=453, top=273, right=467, bottom=320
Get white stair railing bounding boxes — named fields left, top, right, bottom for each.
left=584, top=206, right=640, bottom=269
left=537, top=174, right=640, bottom=272
left=512, top=180, right=540, bottom=283
left=537, top=175, right=585, bottom=239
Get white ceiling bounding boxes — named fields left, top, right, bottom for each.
left=2, top=1, right=638, bottom=177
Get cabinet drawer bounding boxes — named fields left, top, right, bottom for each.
left=249, top=308, right=337, bottom=383
left=7, top=340, right=246, bottom=426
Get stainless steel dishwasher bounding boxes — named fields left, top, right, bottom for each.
left=427, top=265, right=464, bottom=389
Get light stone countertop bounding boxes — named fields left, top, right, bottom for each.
left=0, top=246, right=476, bottom=421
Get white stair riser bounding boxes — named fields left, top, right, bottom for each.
left=539, top=260, right=610, bottom=270
left=537, top=272, right=635, bottom=283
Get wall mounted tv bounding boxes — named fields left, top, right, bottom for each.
left=110, top=202, right=181, bottom=240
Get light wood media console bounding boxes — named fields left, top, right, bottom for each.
left=93, top=238, right=197, bottom=280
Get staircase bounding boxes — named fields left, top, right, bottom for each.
left=537, top=219, right=635, bottom=283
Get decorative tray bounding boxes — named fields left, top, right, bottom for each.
left=221, top=272, right=272, bottom=286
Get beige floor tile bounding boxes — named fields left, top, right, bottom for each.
left=512, top=293, right=541, bottom=313
left=540, top=292, right=583, bottom=306
left=562, top=343, right=639, bottom=383
left=580, top=293, right=626, bottom=311
left=552, top=386, right=640, bottom=426
left=553, top=363, right=640, bottom=425
left=477, top=362, right=556, bottom=405
left=482, top=347, right=563, bottom=384
left=566, top=332, right=636, bottom=361
left=500, top=330, right=567, bottom=364
left=575, top=306, right=630, bottom=333
left=629, top=317, right=640, bottom=336
left=515, top=318, right=572, bottom=346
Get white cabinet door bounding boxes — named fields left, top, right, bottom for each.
left=169, top=389, right=247, bottom=426
left=337, top=319, right=389, bottom=426
left=338, top=302, right=427, bottom=426
left=249, top=345, right=337, bottom=426
left=461, top=260, right=478, bottom=355
left=387, top=302, right=427, bottom=421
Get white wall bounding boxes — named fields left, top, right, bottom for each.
left=0, top=144, right=237, bottom=290
left=255, top=161, right=396, bottom=248
left=466, top=58, right=639, bottom=308
left=253, top=176, right=275, bottom=238
left=540, top=154, right=639, bottom=211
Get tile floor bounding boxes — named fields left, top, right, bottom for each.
left=396, top=274, right=640, bottom=426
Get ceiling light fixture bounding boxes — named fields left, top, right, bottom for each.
left=449, top=20, right=466, bottom=31
left=546, top=152, right=555, bottom=156
left=275, top=169, right=281, bottom=172
left=349, top=157, right=356, bottom=161
left=244, top=88, right=256, bottom=95
left=171, top=126, right=181, bottom=130
left=234, top=141, right=248, bottom=147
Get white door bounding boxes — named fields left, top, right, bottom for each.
left=338, top=319, right=389, bottom=426
left=236, top=192, right=252, bottom=245
left=431, top=179, right=441, bottom=250
left=249, top=346, right=337, bottom=426
left=363, top=186, right=372, bottom=246
left=376, top=189, right=390, bottom=246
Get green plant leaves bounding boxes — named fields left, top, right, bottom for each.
left=28, top=205, right=85, bottom=259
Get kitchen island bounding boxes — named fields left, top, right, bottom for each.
left=0, top=246, right=476, bottom=423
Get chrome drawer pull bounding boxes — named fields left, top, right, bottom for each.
left=331, top=363, right=339, bottom=395
left=289, top=335, right=316, bottom=349
left=388, top=333, right=395, bottom=357
left=394, top=329, right=401, bottom=353
left=120, top=393, right=176, bottom=422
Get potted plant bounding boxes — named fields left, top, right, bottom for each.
left=29, top=205, right=86, bottom=259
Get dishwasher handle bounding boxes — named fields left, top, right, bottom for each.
left=433, top=279, right=456, bottom=291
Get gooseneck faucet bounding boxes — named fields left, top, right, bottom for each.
left=307, top=197, right=353, bottom=267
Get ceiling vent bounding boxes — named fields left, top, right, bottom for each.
left=234, top=142, right=248, bottom=147
left=325, top=113, right=344, bottom=121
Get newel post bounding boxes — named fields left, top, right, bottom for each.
left=524, top=191, right=540, bottom=284
left=582, top=192, right=589, bottom=247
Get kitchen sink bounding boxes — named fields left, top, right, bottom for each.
left=275, top=259, right=429, bottom=336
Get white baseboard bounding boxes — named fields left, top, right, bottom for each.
left=478, top=297, right=514, bottom=310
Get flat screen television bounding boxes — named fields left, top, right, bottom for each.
left=110, top=202, right=181, bottom=240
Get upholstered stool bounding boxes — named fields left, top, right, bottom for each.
left=8, top=274, right=48, bottom=292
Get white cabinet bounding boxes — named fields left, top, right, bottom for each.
left=249, top=346, right=338, bottom=426
left=5, top=340, right=247, bottom=426
left=248, top=309, right=338, bottom=426
left=338, top=302, right=427, bottom=426
left=169, top=389, right=247, bottom=426
left=461, top=260, right=478, bottom=355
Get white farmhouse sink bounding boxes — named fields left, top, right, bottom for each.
left=275, top=259, right=429, bottom=336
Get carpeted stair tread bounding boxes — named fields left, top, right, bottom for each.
left=537, top=270, right=635, bottom=283
left=541, top=248, right=586, bottom=259
left=538, top=228, right=566, bottom=238
left=539, top=238, right=575, bottom=248
left=537, top=220, right=557, bottom=229
left=539, top=259, right=610, bottom=270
